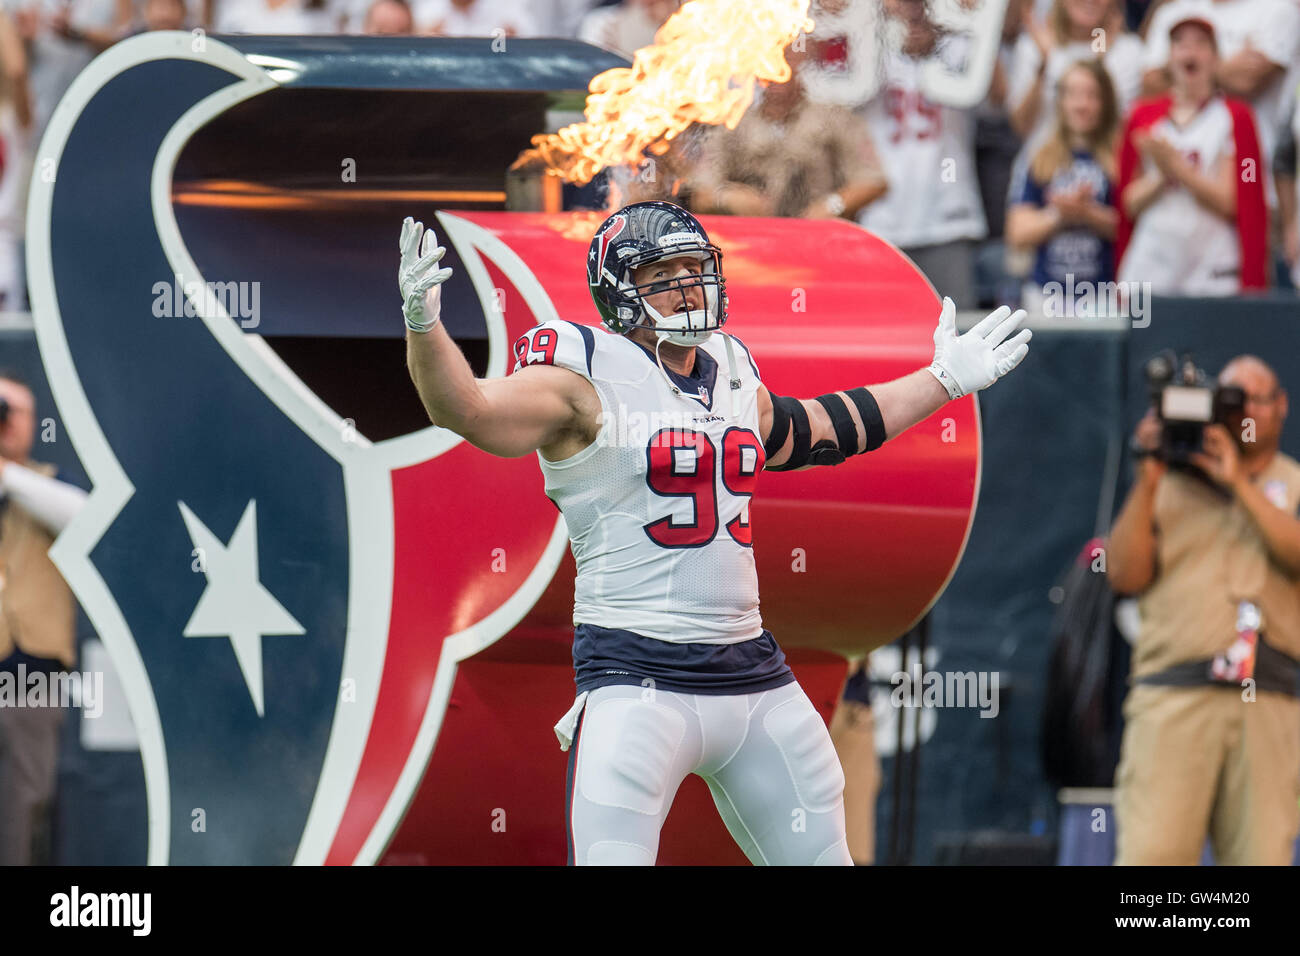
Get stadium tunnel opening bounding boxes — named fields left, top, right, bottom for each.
left=171, top=86, right=579, bottom=443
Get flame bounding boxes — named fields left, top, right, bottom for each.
left=515, top=0, right=814, bottom=186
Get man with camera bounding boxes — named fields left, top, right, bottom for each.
left=0, top=371, right=87, bottom=865
left=1108, top=354, right=1300, bottom=865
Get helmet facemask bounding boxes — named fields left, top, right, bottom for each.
left=616, top=244, right=727, bottom=347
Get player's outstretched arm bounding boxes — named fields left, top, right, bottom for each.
left=760, top=297, right=1031, bottom=470
left=400, top=218, right=593, bottom=459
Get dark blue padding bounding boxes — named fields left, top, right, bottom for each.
left=562, top=320, right=596, bottom=377
left=573, top=623, right=795, bottom=696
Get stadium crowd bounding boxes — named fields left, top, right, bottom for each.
left=0, top=0, right=1297, bottom=313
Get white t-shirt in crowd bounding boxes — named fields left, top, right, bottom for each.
left=857, top=35, right=987, bottom=248
left=213, top=0, right=336, bottom=34
left=411, top=0, right=538, bottom=36
left=531, top=0, right=600, bottom=38
left=1118, top=95, right=1241, bottom=295
left=1142, top=0, right=1300, bottom=174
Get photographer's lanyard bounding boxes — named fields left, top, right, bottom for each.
left=1211, top=476, right=1289, bottom=682
left=1211, top=601, right=1260, bottom=683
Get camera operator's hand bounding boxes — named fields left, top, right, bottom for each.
left=1190, top=424, right=1241, bottom=490
left=1132, top=410, right=1165, bottom=485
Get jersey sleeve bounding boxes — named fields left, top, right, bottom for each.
left=1014, top=165, right=1045, bottom=207
left=510, top=320, right=596, bottom=379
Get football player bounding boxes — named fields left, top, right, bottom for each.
left=400, top=201, right=1031, bottom=865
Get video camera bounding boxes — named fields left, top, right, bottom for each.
left=1141, top=350, right=1244, bottom=470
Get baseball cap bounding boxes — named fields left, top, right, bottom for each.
left=1168, top=7, right=1217, bottom=45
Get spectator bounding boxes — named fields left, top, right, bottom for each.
left=361, top=0, right=413, bottom=34
left=531, top=0, right=603, bottom=38
left=135, top=0, right=187, bottom=32
left=1107, top=355, right=1300, bottom=865
left=1009, top=0, right=1142, bottom=149
left=211, top=0, right=335, bottom=35
left=1116, top=14, right=1268, bottom=294
left=0, top=372, right=88, bottom=866
left=974, top=0, right=1029, bottom=305
left=8, top=0, right=133, bottom=142
left=977, top=0, right=1029, bottom=239
left=1123, top=0, right=1156, bottom=31
left=1007, top=59, right=1119, bottom=317
left=856, top=0, right=988, bottom=308
left=0, top=8, right=31, bottom=311
left=688, top=56, right=887, bottom=221
left=577, top=0, right=678, bottom=59
left=1140, top=0, right=1299, bottom=184
left=829, top=658, right=880, bottom=866
left=413, top=0, right=537, bottom=36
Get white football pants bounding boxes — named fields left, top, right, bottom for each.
left=563, top=682, right=854, bottom=865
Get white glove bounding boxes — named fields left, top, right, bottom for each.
left=925, top=297, right=1032, bottom=400
left=399, top=217, right=453, bottom=333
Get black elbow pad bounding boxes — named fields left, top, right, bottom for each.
left=766, top=388, right=886, bottom=470
left=765, top=395, right=811, bottom=470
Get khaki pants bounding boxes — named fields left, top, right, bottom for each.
left=0, top=702, right=65, bottom=865
left=1115, top=684, right=1300, bottom=865
left=830, top=697, right=880, bottom=865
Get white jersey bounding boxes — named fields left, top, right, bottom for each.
left=512, top=320, right=767, bottom=644
left=1143, top=0, right=1300, bottom=200
left=1118, top=96, right=1241, bottom=295
left=857, top=35, right=987, bottom=249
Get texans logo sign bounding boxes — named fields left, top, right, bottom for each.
left=29, top=33, right=568, bottom=865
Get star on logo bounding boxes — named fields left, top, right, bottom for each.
left=178, top=499, right=304, bottom=717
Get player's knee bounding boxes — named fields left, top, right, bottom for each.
left=763, top=696, right=845, bottom=813
left=580, top=696, right=687, bottom=816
